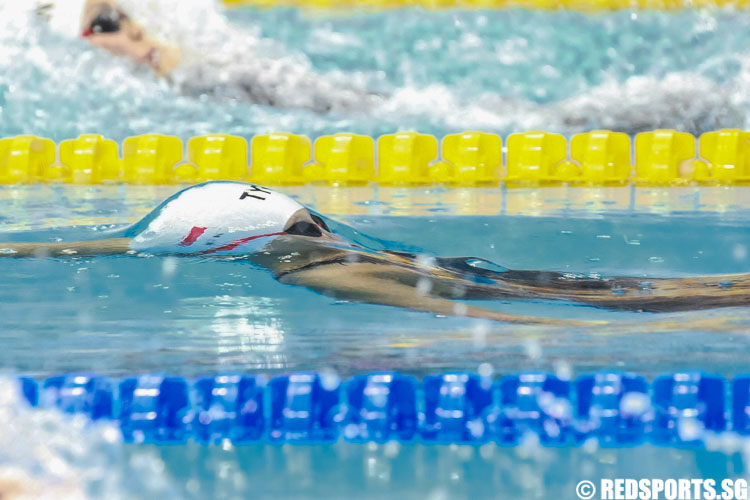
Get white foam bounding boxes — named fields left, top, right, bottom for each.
left=0, top=377, right=181, bottom=500
left=381, top=70, right=745, bottom=135
left=1, top=0, right=748, bottom=135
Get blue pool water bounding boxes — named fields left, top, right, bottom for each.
left=3, top=1, right=750, bottom=497
left=3, top=184, right=750, bottom=381
left=1, top=2, right=750, bottom=140
left=2, top=371, right=744, bottom=499
left=3, top=185, right=750, bottom=498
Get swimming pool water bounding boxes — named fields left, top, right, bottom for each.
left=3, top=185, right=750, bottom=380
left=3, top=186, right=750, bottom=499
left=3, top=371, right=744, bottom=500
left=2, top=4, right=750, bottom=140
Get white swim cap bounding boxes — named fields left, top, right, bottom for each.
left=36, top=0, right=87, bottom=38
left=129, top=182, right=306, bottom=255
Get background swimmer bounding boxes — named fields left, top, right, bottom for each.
left=35, top=0, right=382, bottom=113
left=2, top=181, right=750, bottom=325
left=26, top=0, right=744, bottom=133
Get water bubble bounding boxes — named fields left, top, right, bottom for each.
left=471, top=321, right=490, bottom=347
left=677, top=418, right=703, bottom=442
left=345, top=253, right=361, bottom=263
left=540, top=394, right=572, bottom=420
left=319, top=370, right=340, bottom=391
left=553, top=360, right=572, bottom=380
left=620, top=392, right=650, bottom=416
left=452, top=302, right=468, bottom=316
left=717, top=432, right=743, bottom=455
left=415, top=255, right=436, bottom=269
left=428, top=487, right=449, bottom=500
left=416, top=278, right=433, bottom=296
left=479, top=443, right=496, bottom=460
left=523, top=339, right=542, bottom=360
left=703, top=432, right=741, bottom=455
left=186, top=478, right=200, bottom=494
left=162, top=257, right=178, bottom=277
left=624, top=236, right=641, bottom=246
left=733, top=244, right=748, bottom=261
left=704, top=433, right=721, bottom=452
left=344, top=424, right=359, bottom=440
left=457, top=445, right=474, bottom=460
left=478, top=362, right=494, bottom=378
left=582, top=437, right=599, bottom=454
left=384, top=441, right=401, bottom=458
left=515, top=432, right=542, bottom=460
left=102, top=426, right=120, bottom=444
left=598, top=451, right=617, bottom=465
left=543, top=419, right=561, bottom=439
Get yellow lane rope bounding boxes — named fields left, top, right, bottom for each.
left=2, top=129, right=749, bottom=187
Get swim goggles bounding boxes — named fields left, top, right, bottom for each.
left=81, top=5, right=128, bottom=37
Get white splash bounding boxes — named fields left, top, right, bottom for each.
left=1, top=0, right=748, bottom=136
left=383, top=70, right=746, bottom=135
left=0, top=377, right=181, bottom=500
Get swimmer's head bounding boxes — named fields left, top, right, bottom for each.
left=36, top=0, right=140, bottom=38
left=129, top=182, right=332, bottom=256
left=36, top=0, right=179, bottom=75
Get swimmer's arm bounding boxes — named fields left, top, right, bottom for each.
left=0, top=238, right=131, bottom=257
left=279, top=265, right=594, bottom=326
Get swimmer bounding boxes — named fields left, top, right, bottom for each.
left=29, top=1, right=742, bottom=131
left=35, top=0, right=382, bottom=112
left=2, top=181, right=750, bottom=325
left=36, top=0, right=180, bottom=76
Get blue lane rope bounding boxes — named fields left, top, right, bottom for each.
left=14, top=371, right=748, bottom=446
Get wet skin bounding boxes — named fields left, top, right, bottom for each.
left=81, top=0, right=180, bottom=75
left=3, top=204, right=750, bottom=326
